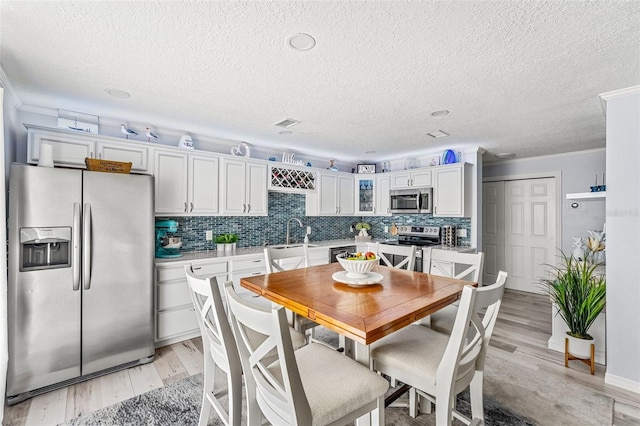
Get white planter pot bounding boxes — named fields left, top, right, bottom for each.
left=225, top=242, right=236, bottom=253
left=567, top=333, right=594, bottom=359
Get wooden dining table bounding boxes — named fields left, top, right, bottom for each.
left=240, top=262, right=472, bottom=356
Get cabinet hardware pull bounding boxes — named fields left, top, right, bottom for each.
left=252, top=272, right=261, bottom=275
left=252, top=259, right=262, bottom=263
left=184, top=202, right=188, bottom=212
left=98, top=153, right=102, bottom=159
left=192, top=266, right=202, bottom=270
left=247, top=204, right=251, bottom=213
left=243, top=204, right=246, bottom=213
left=190, top=202, right=193, bottom=212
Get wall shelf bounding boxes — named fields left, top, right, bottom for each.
left=566, top=192, right=606, bottom=200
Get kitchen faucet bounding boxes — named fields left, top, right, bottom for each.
left=286, top=218, right=303, bottom=245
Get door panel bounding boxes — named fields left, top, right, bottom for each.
left=82, top=172, right=154, bottom=375
left=482, top=181, right=505, bottom=286
left=504, top=178, right=557, bottom=293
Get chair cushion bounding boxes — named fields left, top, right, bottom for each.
left=428, top=304, right=458, bottom=335
left=270, top=343, right=388, bottom=425
left=370, top=324, right=449, bottom=394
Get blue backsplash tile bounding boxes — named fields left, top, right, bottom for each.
left=162, top=192, right=471, bottom=251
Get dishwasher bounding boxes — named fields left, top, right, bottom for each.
left=330, top=245, right=357, bottom=263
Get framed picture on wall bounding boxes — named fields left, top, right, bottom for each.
left=357, top=164, right=376, bottom=174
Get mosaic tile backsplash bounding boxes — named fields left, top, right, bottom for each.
left=163, top=192, right=471, bottom=252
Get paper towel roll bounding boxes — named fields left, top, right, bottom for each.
left=38, top=143, right=54, bottom=167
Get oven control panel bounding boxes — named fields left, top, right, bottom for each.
left=396, top=225, right=440, bottom=236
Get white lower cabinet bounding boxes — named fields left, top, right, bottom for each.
left=155, top=260, right=227, bottom=347
left=230, top=256, right=267, bottom=297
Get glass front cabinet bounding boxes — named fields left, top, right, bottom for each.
left=355, top=176, right=375, bottom=215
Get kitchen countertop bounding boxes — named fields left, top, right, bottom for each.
left=155, top=239, right=473, bottom=265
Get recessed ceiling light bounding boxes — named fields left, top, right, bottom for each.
left=279, top=130, right=293, bottom=135
left=427, top=130, right=450, bottom=138
left=105, top=88, right=131, bottom=99
left=495, top=152, right=516, bottom=159
left=430, top=110, right=449, bottom=117
left=286, top=33, right=316, bottom=51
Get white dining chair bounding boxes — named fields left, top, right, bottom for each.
left=224, top=282, right=389, bottom=426
left=370, top=271, right=507, bottom=425
left=420, top=250, right=484, bottom=334
left=185, top=265, right=243, bottom=426
left=264, top=245, right=320, bottom=341
left=376, top=243, right=417, bottom=270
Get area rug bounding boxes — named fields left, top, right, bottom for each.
left=62, top=372, right=535, bottom=426
left=62, top=328, right=614, bottom=426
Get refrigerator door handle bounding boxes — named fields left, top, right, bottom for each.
left=82, top=203, right=92, bottom=290
left=72, top=203, right=81, bottom=291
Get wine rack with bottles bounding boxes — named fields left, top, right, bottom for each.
left=269, top=166, right=316, bottom=192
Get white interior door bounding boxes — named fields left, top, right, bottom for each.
left=482, top=181, right=505, bottom=286
left=504, top=178, right=557, bottom=294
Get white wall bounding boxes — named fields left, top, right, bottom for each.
left=600, top=86, right=640, bottom=392
left=484, top=149, right=606, bottom=254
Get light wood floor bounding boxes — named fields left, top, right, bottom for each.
left=3, top=289, right=640, bottom=425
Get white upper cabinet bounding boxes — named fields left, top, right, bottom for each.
left=97, top=141, right=149, bottom=172
left=27, top=125, right=150, bottom=172
left=307, top=172, right=354, bottom=216
left=220, top=159, right=268, bottom=215
left=432, top=163, right=471, bottom=217
left=355, top=175, right=375, bottom=215
left=390, top=168, right=432, bottom=189
left=154, top=149, right=220, bottom=215
left=376, top=174, right=392, bottom=216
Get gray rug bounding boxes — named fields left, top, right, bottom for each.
left=61, top=372, right=535, bottom=426
left=62, top=329, right=614, bottom=425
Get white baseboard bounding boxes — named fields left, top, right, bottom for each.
left=605, top=373, right=640, bottom=394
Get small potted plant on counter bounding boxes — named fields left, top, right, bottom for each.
left=215, top=233, right=239, bottom=253
left=541, top=252, right=606, bottom=373
left=355, top=222, right=372, bottom=241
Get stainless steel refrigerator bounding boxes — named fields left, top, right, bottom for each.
left=7, top=163, right=155, bottom=404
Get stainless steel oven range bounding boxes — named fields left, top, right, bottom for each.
left=383, top=225, right=440, bottom=272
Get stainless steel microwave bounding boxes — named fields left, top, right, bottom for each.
left=389, top=188, right=433, bottom=214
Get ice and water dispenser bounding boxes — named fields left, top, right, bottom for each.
left=19, top=227, right=71, bottom=271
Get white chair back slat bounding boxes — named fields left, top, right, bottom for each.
left=376, top=243, right=417, bottom=270
left=428, top=250, right=484, bottom=284
left=185, top=265, right=243, bottom=426
left=265, top=245, right=310, bottom=273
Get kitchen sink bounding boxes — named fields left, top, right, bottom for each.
left=271, top=244, right=319, bottom=249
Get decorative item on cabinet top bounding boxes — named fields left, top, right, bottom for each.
left=269, top=166, right=316, bottom=192
left=357, top=164, right=376, bottom=174
left=231, top=142, right=251, bottom=157
left=57, top=109, right=99, bottom=134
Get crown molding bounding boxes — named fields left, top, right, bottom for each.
left=0, top=65, right=23, bottom=110
left=599, top=85, right=640, bottom=115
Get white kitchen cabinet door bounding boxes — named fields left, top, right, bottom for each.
left=355, top=176, right=375, bottom=215
left=154, top=150, right=189, bottom=214
left=28, top=129, right=96, bottom=167
left=246, top=161, right=268, bottom=215
left=390, top=168, right=432, bottom=189
left=97, top=141, right=149, bottom=172
left=390, top=172, right=412, bottom=189
left=376, top=175, right=391, bottom=215
left=337, top=175, right=355, bottom=215
left=221, top=159, right=268, bottom=215
left=432, top=163, right=470, bottom=217
left=317, top=173, right=339, bottom=215
left=189, top=154, right=219, bottom=215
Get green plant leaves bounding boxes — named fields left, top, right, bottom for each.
left=541, top=252, right=606, bottom=339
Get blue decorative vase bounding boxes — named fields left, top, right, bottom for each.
left=442, top=149, right=457, bottom=164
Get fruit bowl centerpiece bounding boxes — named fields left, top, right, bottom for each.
left=336, top=251, right=379, bottom=278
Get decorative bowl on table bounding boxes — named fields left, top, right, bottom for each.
left=336, top=252, right=379, bottom=278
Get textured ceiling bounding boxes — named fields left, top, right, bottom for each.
left=1, top=1, right=638, bottom=164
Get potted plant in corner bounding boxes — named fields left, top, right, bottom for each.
left=215, top=233, right=239, bottom=253
left=541, top=252, right=606, bottom=361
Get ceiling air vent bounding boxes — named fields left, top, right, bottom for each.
left=274, top=118, right=300, bottom=128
